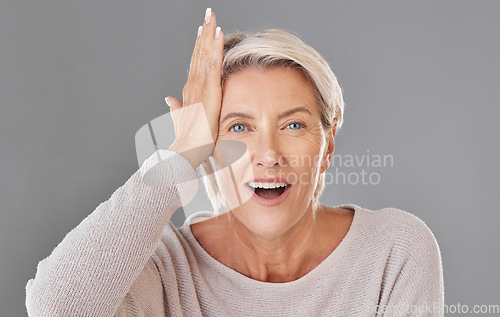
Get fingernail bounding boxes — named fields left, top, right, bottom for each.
left=165, top=97, right=170, bottom=107
left=215, top=26, right=221, bottom=39
left=197, top=26, right=202, bottom=37
left=205, top=8, right=212, bottom=24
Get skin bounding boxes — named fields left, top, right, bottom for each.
left=191, top=67, right=354, bottom=283
left=166, top=9, right=354, bottom=283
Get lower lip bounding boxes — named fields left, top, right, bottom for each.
left=244, top=184, right=292, bottom=207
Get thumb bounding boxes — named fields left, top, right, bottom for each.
left=165, top=96, right=183, bottom=111
left=165, top=96, right=184, bottom=141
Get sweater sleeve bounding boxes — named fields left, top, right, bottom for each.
left=25, top=150, right=199, bottom=317
left=378, top=220, right=445, bottom=317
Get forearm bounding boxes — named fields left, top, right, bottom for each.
left=25, top=150, right=198, bottom=317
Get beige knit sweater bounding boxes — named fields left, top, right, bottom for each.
left=25, top=150, right=445, bottom=316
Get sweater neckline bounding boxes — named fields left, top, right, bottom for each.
left=181, top=203, right=362, bottom=288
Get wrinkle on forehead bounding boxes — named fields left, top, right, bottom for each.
left=220, top=67, right=320, bottom=121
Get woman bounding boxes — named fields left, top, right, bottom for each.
left=26, top=8, right=444, bottom=316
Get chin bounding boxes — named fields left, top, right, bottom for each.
left=230, top=206, right=300, bottom=240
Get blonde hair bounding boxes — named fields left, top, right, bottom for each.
left=200, top=29, right=345, bottom=213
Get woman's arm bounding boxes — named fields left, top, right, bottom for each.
left=25, top=149, right=198, bottom=317
left=26, top=8, right=224, bottom=316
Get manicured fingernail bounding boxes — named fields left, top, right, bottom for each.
left=165, top=97, right=170, bottom=107
left=215, top=26, right=221, bottom=39
left=205, top=8, right=212, bottom=24
left=197, top=26, right=202, bottom=37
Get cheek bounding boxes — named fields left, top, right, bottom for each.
left=212, top=148, right=255, bottom=211
left=287, top=126, right=324, bottom=150
left=283, top=135, right=325, bottom=172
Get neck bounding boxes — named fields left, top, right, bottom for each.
left=224, top=205, right=326, bottom=283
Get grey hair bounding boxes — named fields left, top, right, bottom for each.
left=199, top=29, right=345, bottom=214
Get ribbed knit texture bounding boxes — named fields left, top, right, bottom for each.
left=26, top=150, right=444, bottom=316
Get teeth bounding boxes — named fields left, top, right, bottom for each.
left=247, top=182, right=288, bottom=189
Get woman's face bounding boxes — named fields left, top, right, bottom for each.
left=214, top=66, right=334, bottom=240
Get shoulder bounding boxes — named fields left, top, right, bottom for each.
left=346, top=205, right=444, bottom=293
left=184, top=210, right=218, bottom=225
left=361, top=205, right=437, bottom=240
left=342, top=204, right=441, bottom=259
left=350, top=207, right=447, bottom=307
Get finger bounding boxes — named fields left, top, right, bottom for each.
left=165, top=96, right=183, bottom=124
left=166, top=96, right=183, bottom=137
left=165, top=96, right=182, bottom=111
left=205, top=27, right=224, bottom=99
left=188, top=25, right=203, bottom=78
left=192, top=8, right=217, bottom=84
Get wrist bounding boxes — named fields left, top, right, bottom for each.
left=168, top=141, right=213, bottom=170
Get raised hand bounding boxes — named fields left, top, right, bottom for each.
left=167, top=8, right=224, bottom=170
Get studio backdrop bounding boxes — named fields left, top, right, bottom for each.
left=1, top=1, right=499, bottom=316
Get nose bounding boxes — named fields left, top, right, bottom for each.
left=251, top=133, right=284, bottom=168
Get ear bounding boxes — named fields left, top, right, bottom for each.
left=320, top=124, right=336, bottom=174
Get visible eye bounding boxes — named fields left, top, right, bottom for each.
left=287, top=122, right=304, bottom=130
left=229, top=123, right=246, bottom=133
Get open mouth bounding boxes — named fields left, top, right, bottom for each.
left=246, top=182, right=292, bottom=200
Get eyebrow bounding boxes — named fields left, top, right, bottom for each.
left=221, top=106, right=312, bottom=123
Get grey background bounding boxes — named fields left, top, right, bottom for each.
left=1, top=0, right=499, bottom=315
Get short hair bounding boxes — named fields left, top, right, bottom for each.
left=199, top=29, right=345, bottom=214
